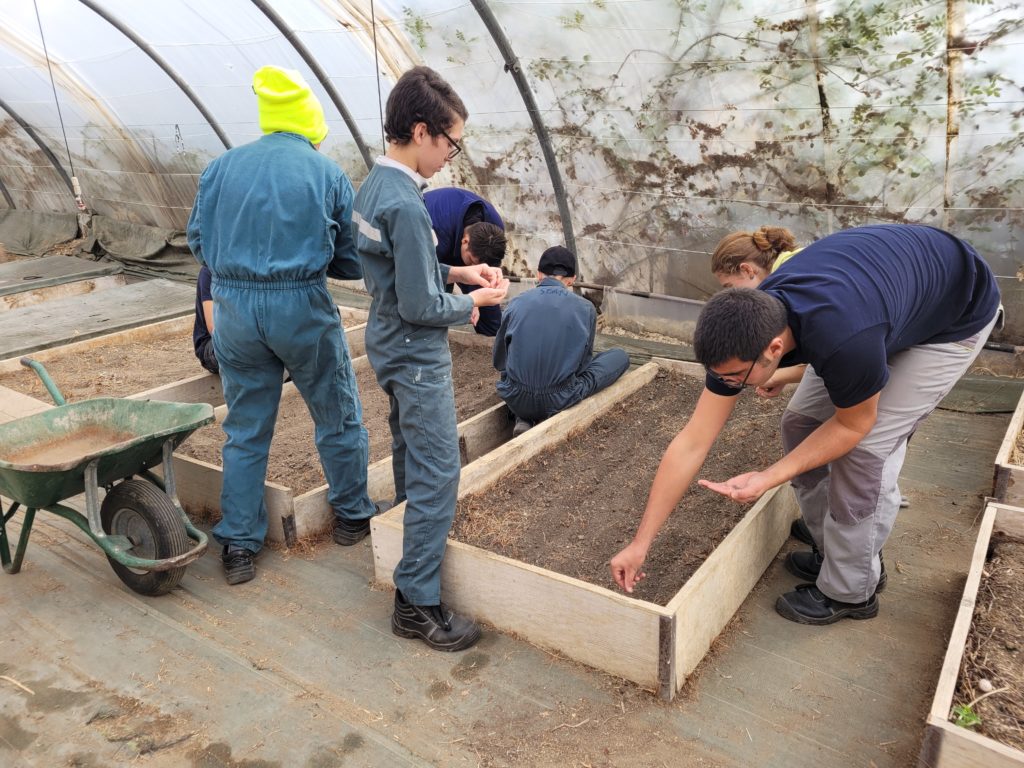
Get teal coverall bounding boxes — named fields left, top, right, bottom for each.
left=187, top=132, right=375, bottom=552
left=352, top=158, right=473, bottom=605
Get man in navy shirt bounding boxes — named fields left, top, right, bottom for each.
left=494, top=246, right=629, bottom=437
left=192, top=265, right=218, bottom=374
left=424, top=188, right=507, bottom=336
left=610, top=224, right=1001, bottom=625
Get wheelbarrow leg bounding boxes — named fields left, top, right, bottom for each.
left=1, top=500, right=37, bottom=574
left=141, top=439, right=209, bottom=547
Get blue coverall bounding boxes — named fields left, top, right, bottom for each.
left=187, top=132, right=375, bottom=553
left=353, top=158, right=473, bottom=606
left=423, top=188, right=505, bottom=336
left=493, top=277, right=630, bottom=423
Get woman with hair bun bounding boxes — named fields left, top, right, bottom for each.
left=710, top=226, right=801, bottom=289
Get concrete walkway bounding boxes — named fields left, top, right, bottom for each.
left=0, top=403, right=1008, bottom=767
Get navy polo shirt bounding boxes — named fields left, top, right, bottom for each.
left=704, top=225, right=1000, bottom=407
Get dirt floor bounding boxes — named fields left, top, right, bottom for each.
left=178, top=339, right=501, bottom=494
left=953, top=535, right=1024, bottom=751
left=0, top=327, right=198, bottom=401
left=451, top=369, right=790, bottom=605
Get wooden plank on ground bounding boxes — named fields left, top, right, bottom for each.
left=129, top=371, right=224, bottom=408
left=0, top=255, right=122, bottom=296
left=1, top=275, right=127, bottom=312
left=0, top=278, right=194, bottom=360
left=0, top=385, right=50, bottom=424
left=919, top=502, right=1024, bottom=768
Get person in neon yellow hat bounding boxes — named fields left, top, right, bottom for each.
left=187, top=65, right=384, bottom=586
left=252, top=65, right=329, bottom=145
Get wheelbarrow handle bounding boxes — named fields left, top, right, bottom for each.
left=19, top=358, right=67, bottom=406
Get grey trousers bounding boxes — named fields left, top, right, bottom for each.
left=781, top=313, right=998, bottom=602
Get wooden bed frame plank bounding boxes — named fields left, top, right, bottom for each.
left=919, top=502, right=1024, bottom=768
left=993, top=390, right=1024, bottom=503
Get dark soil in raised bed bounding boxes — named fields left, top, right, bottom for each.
left=178, top=338, right=501, bottom=495
left=953, top=535, right=1024, bottom=751
left=450, top=368, right=790, bottom=606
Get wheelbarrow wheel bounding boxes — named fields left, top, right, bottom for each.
left=100, top=479, right=190, bottom=596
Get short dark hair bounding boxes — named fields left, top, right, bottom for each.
left=694, top=288, right=788, bottom=367
left=384, top=66, right=468, bottom=145
left=465, top=222, right=506, bottom=267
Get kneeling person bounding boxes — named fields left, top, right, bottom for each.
left=493, top=246, right=629, bottom=437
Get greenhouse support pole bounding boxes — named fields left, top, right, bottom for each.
left=250, top=0, right=374, bottom=171
left=469, top=0, right=575, bottom=253
left=0, top=176, right=15, bottom=208
left=76, top=0, right=233, bottom=151
left=0, top=95, right=74, bottom=195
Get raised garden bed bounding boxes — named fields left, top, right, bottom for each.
left=919, top=501, right=1024, bottom=768
left=371, top=358, right=799, bottom=699
left=172, top=331, right=508, bottom=545
left=993, top=390, right=1024, bottom=504
left=0, top=310, right=368, bottom=409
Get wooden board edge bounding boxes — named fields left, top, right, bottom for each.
left=920, top=716, right=1024, bottom=768
left=0, top=274, right=127, bottom=311
left=129, top=372, right=223, bottom=407
left=994, top=389, right=1024, bottom=468
left=667, top=485, right=799, bottom=690
left=0, top=315, right=194, bottom=373
left=371, top=511, right=670, bottom=688
left=927, top=504, right=997, bottom=721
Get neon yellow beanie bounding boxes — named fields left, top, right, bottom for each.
left=252, top=65, right=328, bottom=144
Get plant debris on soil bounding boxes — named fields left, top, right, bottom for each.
left=952, top=535, right=1024, bottom=750
left=0, top=328, right=198, bottom=401
left=451, top=368, right=789, bottom=605
left=178, top=339, right=501, bottom=495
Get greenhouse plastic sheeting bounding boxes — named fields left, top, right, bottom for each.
left=0, top=209, right=78, bottom=256
left=0, top=1, right=1020, bottom=336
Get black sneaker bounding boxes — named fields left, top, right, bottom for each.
left=775, top=583, right=879, bottom=625
left=222, top=545, right=255, bottom=585
left=790, top=517, right=815, bottom=546
left=512, top=417, right=533, bottom=439
left=391, top=589, right=481, bottom=652
left=332, top=500, right=392, bottom=546
left=784, top=548, right=887, bottom=593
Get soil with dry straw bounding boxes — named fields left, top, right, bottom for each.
left=451, top=369, right=789, bottom=605
left=953, top=535, right=1024, bottom=750
left=178, top=339, right=501, bottom=495
left=0, top=328, right=197, bottom=401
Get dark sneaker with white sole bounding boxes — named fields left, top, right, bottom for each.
left=332, top=500, right=393, bottom=546
left=222, top=545, right=256, bottom=585
left=784, top=548, right=887, bottom=593
left=775, top=583, right=879, bottom=625
left=391, top=589, right=482, bottom=651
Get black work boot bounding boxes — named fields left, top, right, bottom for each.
left=222, top=545, right=256, bottom=585
left=784, top=548, right=887, bottom=593
left=391, top=589, right=481, bottom=652
left=775, top=583, right=879, bottom=625
left=790, top=517, right=815, bottom=546
left=333, top=500, right=392, bottom=546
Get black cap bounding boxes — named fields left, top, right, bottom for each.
left=538, top=246, right=577, bottom=277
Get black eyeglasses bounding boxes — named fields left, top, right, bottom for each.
left=438, top=127, right=462, bottom=160
left=705, top=358, right=757, bottom=391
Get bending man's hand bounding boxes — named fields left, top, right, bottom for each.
left=698, top=471, right=774, bottom=504
left=610, top=541, right=648, bottom=593
left=452, top=263, right=503, bottom=288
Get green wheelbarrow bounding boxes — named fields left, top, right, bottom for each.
left=0, top=358, right=214, bottom=596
